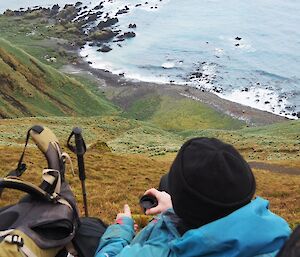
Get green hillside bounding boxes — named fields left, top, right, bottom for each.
left=0, top=11, right=299, bottom=229
left=0, top=116, right=298, bottom=160
left=122, top=94, right=243, bottom=131
left=179, top=119, right=300, bottom=160
left=0, top=116, right=299, bottom=227
left=0, top=38, right=118, bottom=118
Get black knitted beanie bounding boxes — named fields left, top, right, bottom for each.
left=168, top=137, right=256, bottom=228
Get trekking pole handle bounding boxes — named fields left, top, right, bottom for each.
left=72, top=127, right=87, bottom=181
left=73, top=127, right=86, bottom=155
left=67, top=127, right=89, bottom=216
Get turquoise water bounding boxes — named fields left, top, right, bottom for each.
left=1, top=0, right=299, bottom=118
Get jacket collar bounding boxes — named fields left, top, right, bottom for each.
left=169, top=197, right=291, bottom=257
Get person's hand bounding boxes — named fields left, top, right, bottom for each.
left=116, top=204, right=132, bottom=221
left=143, top=188, right=172, bottom=215
left=134, top=223, right=139, bottom=233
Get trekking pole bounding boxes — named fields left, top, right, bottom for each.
left=67, top=127, right=88, bottom=217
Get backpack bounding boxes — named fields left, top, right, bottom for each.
left=0, top=125, right=79, bottom=257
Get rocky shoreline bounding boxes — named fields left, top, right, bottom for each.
left=2, top=2, right=298, bottom=123
left=3, top=1, right=143, bottom=52
left=61, top=60, right=288, bottom=126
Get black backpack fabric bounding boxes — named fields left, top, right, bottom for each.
left=73, top=217, right=107, bottom=257
left=0, top=182, right=78, bottom=249
left=276, top=225, right=300, bottom=257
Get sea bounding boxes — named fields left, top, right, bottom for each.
left=1, top=0, right=299, bottom=119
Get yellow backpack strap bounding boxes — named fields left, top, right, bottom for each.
left=0, top=125, right=50, bottom=197
left=4, top=234, right=38, bottom=257
left=42, top=169, right=61, bottom=195
left=0, top=230, right=62, bottom=257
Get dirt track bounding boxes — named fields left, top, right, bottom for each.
left=249, top=161, right=300, bottom=175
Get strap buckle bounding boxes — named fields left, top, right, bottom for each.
left=5, top=234, right=24, bottom=247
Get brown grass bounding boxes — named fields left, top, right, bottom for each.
left=0, top=145, right=299, bottom=229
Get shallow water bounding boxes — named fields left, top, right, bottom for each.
left=1, top=0, right=299, bottom=118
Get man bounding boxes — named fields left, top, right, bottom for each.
left=95, top=137, right=291, bottom=257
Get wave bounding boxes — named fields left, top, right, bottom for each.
left=254, top=70, right=291, bottom=81
left=138, top=63, right=184, bottom=71
left=216, top=87, right=298, bottom=119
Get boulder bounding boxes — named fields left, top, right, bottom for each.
left=97, top=17, right=119, bottom=29
left=3, top=9, right=15, bottom=16
left=97, top=45, right=112, bottom=52
left=89, top=29, right=116, bottom=41
left=87, top=12, right=102, bottom=22
left=56, top=5, right=78, bottom=22
left=190, top=72, right=203, bottom=78
left=63, top=4, right=74, bottom=9
left=118, top=31, right=136, bottom=39
left=128, top=23, right=137, bottom=28
left=116, top=9, right=128, bottom=15
left=116, top=7, right=129, bottom=15
left=94, top=3, right=104, bottom=10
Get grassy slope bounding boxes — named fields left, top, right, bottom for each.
left=0, top=12, right=298, bottom=229
left=124, top=94, right=243, bottom=131
left=0, top=117, right=298, bottom=158
left=0, top=118, right=299, bottom=228
left=179, top=120, right=300, bottom=160
left=0, top=15, right=76, bottom=69
left=0, top=82, right=298, bottom=228
left=0, top=38, right=117, bottom=117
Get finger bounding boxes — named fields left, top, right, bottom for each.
left=144, top=188, right=159, bottom=197
left=116, top=213, right=122, bottom=220
left=124, top=204, right=131, bottom=216
left=145, top=206, right=161, bottom=215
left=134, top=224, right=139, bottom=232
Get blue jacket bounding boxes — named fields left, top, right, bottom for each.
left=95, top=197, right=291, bottom=257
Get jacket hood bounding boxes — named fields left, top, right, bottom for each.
left=169, top=197, right=290, bottom=257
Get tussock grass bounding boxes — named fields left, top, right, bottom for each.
left=0, top=117, right=298, bottom=159
left=0, top=145, right=299, bottom=229
left=0, top=15, right=75, bottom=68
left=179, top=120, right=300, bottom=160
left=254, top=169, right=300, bottom=229
left=0, top=118, right=299, bottom=228
left=0, top=11, right=298, bottom=231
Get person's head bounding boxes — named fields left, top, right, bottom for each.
left=168, top=137, right=256, bottom=229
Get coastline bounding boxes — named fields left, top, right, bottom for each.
left=61, top=58, right=288, bottom=126
left=0, top=3, right=294, bottom=125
